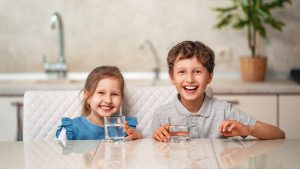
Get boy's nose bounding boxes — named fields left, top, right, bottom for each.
left=186, top=73, right=195, bottom=83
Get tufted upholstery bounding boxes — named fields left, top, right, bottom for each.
left=23, top=86, right=213, bottom=141
left=23, top=86, right=177, bottom=141
left=23, top=90, right=83, bottom=141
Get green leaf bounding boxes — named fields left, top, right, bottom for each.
left=214, top=5, right=237, bottom=13
left=214, top=14, right=233, bottom=28
left=257, top=26, right=266, bottom=38
left=256, top=8, right=270, bottom=19
left=233, top=19, right=248, bottom=29
left=241, top=0, right=249, bottom=7
left=251, top=15, right=267, bottom=38
left=266, top=18, right=285, bottom=30
left=264, top=0, right=291, bottom=10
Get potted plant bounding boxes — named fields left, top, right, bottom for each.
left=214, top=0, right=291, bottom=81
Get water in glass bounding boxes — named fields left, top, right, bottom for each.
left=169, top=125, right=190, bottom=142
left=104, top=116, right=125, bottom=142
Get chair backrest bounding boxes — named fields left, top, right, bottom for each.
left=23, top=86, right=177, bottom=141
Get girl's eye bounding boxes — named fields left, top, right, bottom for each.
left=98, top=91, right=105, bottom=95
left=111, top=93, right=120, bottom=96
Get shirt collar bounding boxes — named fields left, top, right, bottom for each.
left=175, top=93, right=212, bottom=118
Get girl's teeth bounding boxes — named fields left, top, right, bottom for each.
left=101, top=106, right=112, bottom=110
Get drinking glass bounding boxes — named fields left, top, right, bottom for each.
left=104, top=115, right=125, bottom=142
left=168, top=117, right=190, bottom=142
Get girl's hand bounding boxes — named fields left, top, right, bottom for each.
left=124, top=121, right=142, bottom=140
left=152, top=124, right=170, bottom=142
left=219, top=120, right=250, bottom=137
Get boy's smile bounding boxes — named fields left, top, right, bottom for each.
left=170, top=57, right=212, bottom=112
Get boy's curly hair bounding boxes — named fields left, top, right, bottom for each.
left=167, top=41, right=215, bottom=74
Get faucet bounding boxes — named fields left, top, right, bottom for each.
left=139, top=40, right=161, bottom=81
left=43, top=12, right=68, bottom=79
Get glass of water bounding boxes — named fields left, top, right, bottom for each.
left=169, top=125, right=190, bottom=142
left=104, top=115, right=125, bottom=142
left=168, top=117, right=190, bottom=142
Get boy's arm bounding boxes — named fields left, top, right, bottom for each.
left=247, top=121, right=285, bottom=139
left=151, top=109, right=171, bottom=142
left=153, top=124, right=170, bottom=142
left=219, top=120, right=285, bottom=139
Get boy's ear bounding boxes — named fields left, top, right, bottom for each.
left=169, top=72, right=175, bottom=85
left=207, top=73, right=213, bottom=84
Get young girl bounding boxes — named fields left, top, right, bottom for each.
left=56, top=66, right=142, bottom=140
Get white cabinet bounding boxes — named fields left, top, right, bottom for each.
left=214, top=95, right=277, bottom=126
left=279, top=95, right=300, bottom=138
left=0, top=96, right=23, bottom=141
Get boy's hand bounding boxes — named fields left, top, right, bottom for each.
left=124, top=121, right=142, bottom=140
left=152, top=124, right=170, bottom=142
left=219, top=120, right=250, bottom=137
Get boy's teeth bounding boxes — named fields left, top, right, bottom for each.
left=184, top=86, right=196, bottom=90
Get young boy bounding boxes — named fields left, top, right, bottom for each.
left=152, top=41, right=285, bottom=142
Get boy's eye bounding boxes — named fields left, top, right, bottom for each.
left=178, top=70, right=185, bottom=74
left=194, top=70, right=201, bottom=74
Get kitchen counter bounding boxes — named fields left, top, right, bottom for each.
left=0, top=72, right=299, bottom=96
left=0, top=79, right=299, bottom=96
left=210, top=79, right=300, bottom=94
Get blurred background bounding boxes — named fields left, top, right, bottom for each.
left=0, top=0, right=300, bottom=141
left=0, top=0, right=299, bottom=77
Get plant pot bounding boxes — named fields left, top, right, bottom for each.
left=240, top=57, right=267, bottom=81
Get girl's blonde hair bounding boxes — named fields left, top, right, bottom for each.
left=82, top=66, right=124, bottom=116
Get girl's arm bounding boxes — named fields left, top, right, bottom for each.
left=124, top=121, right=143, bottom=140
left=219, top=120, right=285, bottom=139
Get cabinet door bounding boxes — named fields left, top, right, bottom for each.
left=0, top=96, right=23, bottom=141
left=214, top=95, right=277, bottom=126
left=279, top=95, right=300, bottom=138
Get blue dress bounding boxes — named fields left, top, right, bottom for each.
left=56, top=115, right=137, bottom=140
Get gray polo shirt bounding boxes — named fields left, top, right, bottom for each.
left=151, top=93, right=257, bottom=139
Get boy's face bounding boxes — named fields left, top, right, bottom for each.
left=170, top=57, right=213, bottom=104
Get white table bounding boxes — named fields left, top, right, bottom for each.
left=0, top=138, right=299, bottom=169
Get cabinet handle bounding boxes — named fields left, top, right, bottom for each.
left=11, top=102, right=23, bottom=141
left=227, top=100, right=239, bottom=105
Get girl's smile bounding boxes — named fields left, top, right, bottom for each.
left=88, top=77, right=122, bottom=117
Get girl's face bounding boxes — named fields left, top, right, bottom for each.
left=170, top=57, right=212, bottom=106
left=87, top=77, right=122, bottom=117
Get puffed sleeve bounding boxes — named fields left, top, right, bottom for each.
left=125, top=116, right=138, bottom=128
left=56, top=117, right=78, bottom=140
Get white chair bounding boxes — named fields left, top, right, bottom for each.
left=23, top=86, right=177, bottom=141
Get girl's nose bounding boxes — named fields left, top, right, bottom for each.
left=103, top=95, right=112, bottom=103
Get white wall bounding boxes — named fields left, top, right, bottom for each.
left=0, top=0, right=299, bottom=78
